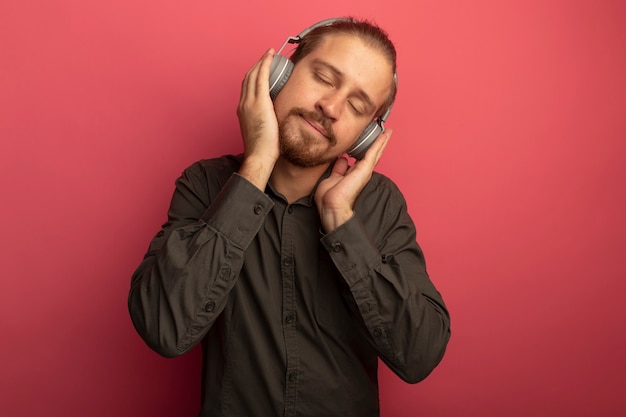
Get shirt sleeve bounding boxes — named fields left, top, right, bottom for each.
left=128, top=161, right=273, bottom=357
left=320, top=181, right=451, bottom=384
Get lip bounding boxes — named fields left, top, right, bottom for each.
left=301, top=115, right=329, bottom=139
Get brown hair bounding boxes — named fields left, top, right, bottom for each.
left=290, top=18, right=397, bottom=117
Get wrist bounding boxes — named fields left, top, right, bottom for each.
left=239, top=155, right=276, bottom=191
left=321, top=208, right=354, bottom=232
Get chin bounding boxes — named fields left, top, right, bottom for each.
left=279, top=122, right=335, bottom=168
left=280, top=145, right=332, bottom=168
left=279, top=139, right=336, bottom=168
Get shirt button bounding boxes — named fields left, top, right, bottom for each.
left=283, top=257, right=293, bottom=267
left=285, top=315, right=295, bottom=324
left=288, top=372, right=297, bottom=382
left=204, top=301, right=216, bottom=312
left=219, top=266, right=232, bottom=281
left=373, top=328, right=383, bottom=337
left=253, top=204, right=263, bottom=215
left=331, top=242, right=342, bottom=253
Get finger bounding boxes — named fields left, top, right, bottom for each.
left=240, top=49, right=273, bottom=104
left=255, top=48, right=275, bottom=99
left=374, top=128, right=392, bottom=162
left=360, top=128, right=392, bottom=168
left=331, top=156, right=349, bottom=176
left=247, top=48, right=274, bottom=100
left=239, top=71, right=250, bottom=104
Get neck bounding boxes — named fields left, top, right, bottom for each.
left=270, top=157, right=331, bottom=203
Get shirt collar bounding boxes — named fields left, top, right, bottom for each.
left=266, top=162, right=334, bottom=207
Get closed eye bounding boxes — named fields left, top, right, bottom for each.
left=314, top=72, right=333, bottom=87
left=348, top=100, right=365, bottom=116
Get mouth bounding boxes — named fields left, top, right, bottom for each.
left=301, top=115, right=330, bottom=139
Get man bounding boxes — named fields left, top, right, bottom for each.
left=129, top=18, right=450, bottom=417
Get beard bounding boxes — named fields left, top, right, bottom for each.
left=278, top=107, right=338, bottom=168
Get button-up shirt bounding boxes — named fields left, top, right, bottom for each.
left=129, top=154, right=450, bottom=417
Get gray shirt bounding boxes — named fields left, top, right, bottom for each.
left=129, top=154, right=450, bottom=417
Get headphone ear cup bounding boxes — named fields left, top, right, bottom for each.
left=347, top=120, right=383, bottom=160
left=269, top=55, right=294, bottom=101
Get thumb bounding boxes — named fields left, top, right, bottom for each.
left=330, top=157, right=349, bottom=177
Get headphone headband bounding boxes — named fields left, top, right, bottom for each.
left=276, top=18, right=353, bottom=55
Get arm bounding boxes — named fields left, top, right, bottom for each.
left=129, top=48, right=280, bottom=357
left=320, top=185, right=450, bottom=383
left=315, top=135, right=449, bottom=382
left=237, top=48, right=280, bottom=190
left=128, top=162, right=273, bottom=357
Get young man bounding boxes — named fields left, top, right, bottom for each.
left=129, top=18, right=450, bottom=417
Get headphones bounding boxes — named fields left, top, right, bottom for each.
left=268, top=18, right=397, bottom=160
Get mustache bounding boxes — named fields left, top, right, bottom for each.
left=289, top=107, right=336, bottom=145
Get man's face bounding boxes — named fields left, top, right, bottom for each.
left=273, top=33, right=394, bottom=168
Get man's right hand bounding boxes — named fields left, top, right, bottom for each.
left=237, top=48, right=280, bottom=191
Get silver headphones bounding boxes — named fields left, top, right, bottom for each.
left=268, top=18, right=396, bottom=160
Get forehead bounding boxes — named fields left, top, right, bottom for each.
left=298, top=33, right=394, bottom=107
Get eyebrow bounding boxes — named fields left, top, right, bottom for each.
left=311, top=58, right=376, bottom=114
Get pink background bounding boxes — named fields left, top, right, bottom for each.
left=1, top=1, right=625, bottom=416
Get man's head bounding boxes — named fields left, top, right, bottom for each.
left=273, top=18, right=397, bottom=168
left=290, top=19, right=397, bottom=117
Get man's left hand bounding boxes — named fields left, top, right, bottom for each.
left=314, top=129, right=392, bottom=232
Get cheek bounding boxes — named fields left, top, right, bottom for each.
left=337, top=121, right=376, bottom=151
left=272, top=92, right=291, bottom=122
left=273, top=80, right=300, bottom=117
left=277, top=73, right=316, bottom=106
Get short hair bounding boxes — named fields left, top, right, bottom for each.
left=290, top=18, right=397, bottom=118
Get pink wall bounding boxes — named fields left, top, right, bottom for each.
left=1, top=1, right=625, bottom=416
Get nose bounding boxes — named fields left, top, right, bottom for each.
left=315, top=91, right=344, bottom=121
